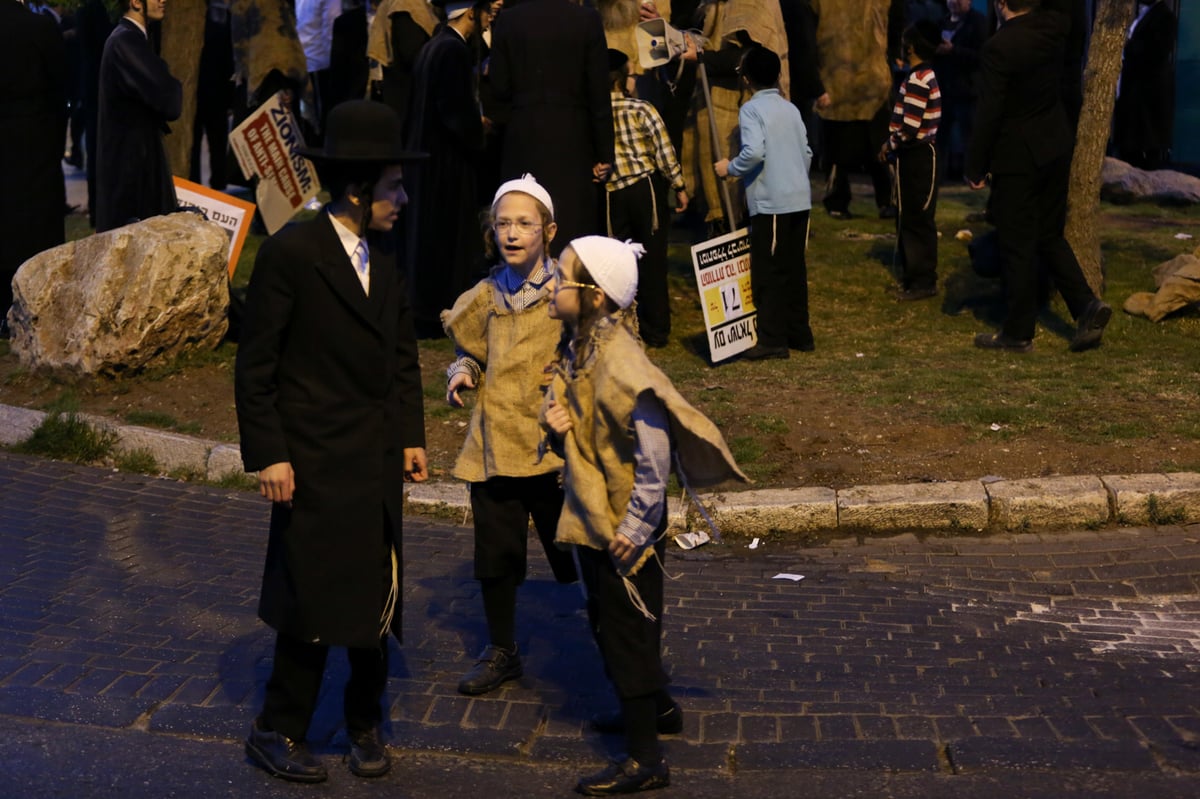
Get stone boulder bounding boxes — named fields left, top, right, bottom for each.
left=1100, top=157, right=1200, bottom=205
left=7, top=213, right=230, bottom=375
left=1123, top=253, right=1200, bottom=322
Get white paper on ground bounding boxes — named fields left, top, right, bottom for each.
left=675, top=530, right=711, bottom=550
left=773, top=573, right=805, bottom=582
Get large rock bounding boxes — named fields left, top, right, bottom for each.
left=1100, top=157, right=1200, bottom=205
left=7, top=213, right=230, bottom=375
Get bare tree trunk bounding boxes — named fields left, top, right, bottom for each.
left=1065, top=0, right=1136, bottom=293
left=162, top=1, right=207, bottom=180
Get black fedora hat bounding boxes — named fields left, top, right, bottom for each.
left=297, top=100, right=426, bottom=163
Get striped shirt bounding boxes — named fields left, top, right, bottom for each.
left=886, top=65, right=941, bottom=151
left=608, top=92, right=685, bottom=193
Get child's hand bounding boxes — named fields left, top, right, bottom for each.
left=713, top=159, right=730, bottom=178
left=609, top=534, right=640, bottom=572
left=544, top=400, right=573, bottom=435
left=674, top=190, right=688, bottom=213
left=447, top=372, right=475, bottom=407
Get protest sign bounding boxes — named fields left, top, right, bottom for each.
left=691, top=228, right=755, bottom=362
left=229, top=92, right=320, bottom=234
left=173, top=178, right=256, bottom=278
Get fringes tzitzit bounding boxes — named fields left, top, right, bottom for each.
left=378, top=545, right=400, bottom=638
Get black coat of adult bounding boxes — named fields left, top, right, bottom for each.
left=95, top=18, right=182, bottom=232
left=965, top=9, right=1095, bottom=342
left=404, top=26, right=486, bottom=338
left=933, top=8, right=987, bottom=103
left=1113, top=0, right=1177, bottom=162
left=489, top=0, right=614, bottom=255
left=0, top=0, right=66, bottom=312
left=235, top=215, right=426, bottom=649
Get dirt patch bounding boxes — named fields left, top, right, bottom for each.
left=2, top=349, right=1196, bottom=488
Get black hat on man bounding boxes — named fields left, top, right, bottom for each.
left=297, top=100, right=426, bottom=164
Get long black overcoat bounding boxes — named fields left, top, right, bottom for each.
left=489, top=0, right=613, bottom=255
left=0, top=0, right=66, bottom=310
left=235, top=214, right=426, bottom=648
left=403, top=26, right=486, bottom=336
left=95, top=18, right=182, bottom=232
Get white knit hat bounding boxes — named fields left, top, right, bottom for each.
left=492, top=173, right=554, bottom=218
left=570, top=236, right=646, bottom=310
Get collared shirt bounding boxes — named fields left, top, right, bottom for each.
left=327, top=212, right=369, bottom=295
left=447, top=258, right=554, bottom=385
left=123, top=13, right=147, bottom=37
left=608, top=92, right=685, bottom=193
left=726, top=88, right=813, bottom=216
left=296, top=0, right=343, bottom=73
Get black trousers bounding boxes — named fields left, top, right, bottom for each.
left=260, top=632, right=388, bottom=742
left=894, top=141, right=939, bottom=291
left=990, top=153, right=1096, bottom=341
left=748, top=210, right=813, bottom=351
left=605, top=174, right=672, bottom=346
left=470, top=474, right=575, bottom=584
left=577, top=534, right=669, bottom=700
left=821, top=111, right=892, bottom=213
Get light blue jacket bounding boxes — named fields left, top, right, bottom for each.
left=726, top=88, right=813, bottom=216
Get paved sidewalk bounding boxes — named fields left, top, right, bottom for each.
left=3, top=452, right=1200, bottom=796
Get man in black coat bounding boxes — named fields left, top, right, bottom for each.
left=489, top=0, right=614, bottom=256
left=966, top=0, right=1109, bottom=354
left=95, top=0, right=182, bottom=232
left=1113, top=0, right=1177, bottom=170
left=235, top=101, right=428, bottom=783
left=403, top=0, right=492, bottom=338
left=0, top=0, right=66, bottom=335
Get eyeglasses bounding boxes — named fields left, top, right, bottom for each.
left=493, top=220, right=542, bottom=235
left=552, top=268, right=597, bottom=292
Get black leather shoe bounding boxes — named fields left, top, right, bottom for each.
left=590, top=702, right=683, bottom=735
left=457, top=644, right=522, bottom=695
left=576, top=756, right=670, bottom=796
left=244, top=720, right=327, bottom=783
left=974, top=332, right=1033, bottom=353
left=787, top=339, right=815, bottom=352
left=893, top=285, right=937, bottom=301
left=878, top=204, right=898, bottom=220
left=347, top=728, right=391, bottom=778
left=739, top=344, right=789, bottom=361
left=1068, top=299, right=1112, bottom=352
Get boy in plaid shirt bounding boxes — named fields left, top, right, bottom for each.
left=604, top=49, right=688, bottom=348
left=880, top=20, right=942, bottom=301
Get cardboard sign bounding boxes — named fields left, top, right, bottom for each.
left=691, top=228, right=755, bottom=362
left=173, top=177, right=257, bottom=279
left=229, top=91, right=320, bottom=234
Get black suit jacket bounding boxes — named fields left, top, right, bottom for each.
left=235, top=213, right=425, bottom=647
left=965, top=10, right=1071, bottom=183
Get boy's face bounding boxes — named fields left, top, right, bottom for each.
left=369, top=165, right=408, bottom=232
left=548, top=249, right=584, bottom=323
left=493, top=192, right=552, bottom=274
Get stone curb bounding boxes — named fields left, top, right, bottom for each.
left=3, top=402, right=1199, bottom=535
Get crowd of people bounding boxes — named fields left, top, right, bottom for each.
left=0, top=0, right=1187, bottom=793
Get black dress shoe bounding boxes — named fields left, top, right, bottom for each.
left=1068, top=299, right=1112, bottom=352
left=878, top=204, right=898, bottom=220
left=244, top=720, right=327, bottom=783
left=457, top=644, right=522, bottom=695
left=347, top=728, right=391, bottom=777
left=590, top=702, right=684, bottom=735
left=576, top=756, right=670, bottom=796
left=739, top=344, right=789, bottom=361
left=974, top=332, right=1033, bottom=353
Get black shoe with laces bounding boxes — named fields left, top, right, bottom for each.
left=457, top=644, right=522, bottom=695
left=347, top=727, right=391, bottom=777
left=244, top=720, right=327, bottom=783
left=974, top=332, right=1033, bottom=353
left=1068, top=299, right=1112, bottom=352
left=576, top=756, right=670, bottom=796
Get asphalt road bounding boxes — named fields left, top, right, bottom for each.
left=2, top=452, right=1199, bottom=797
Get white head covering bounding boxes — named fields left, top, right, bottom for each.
left=570, top=236, right=645, bottom=310
left=492, top=173, right=555, bottom=218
